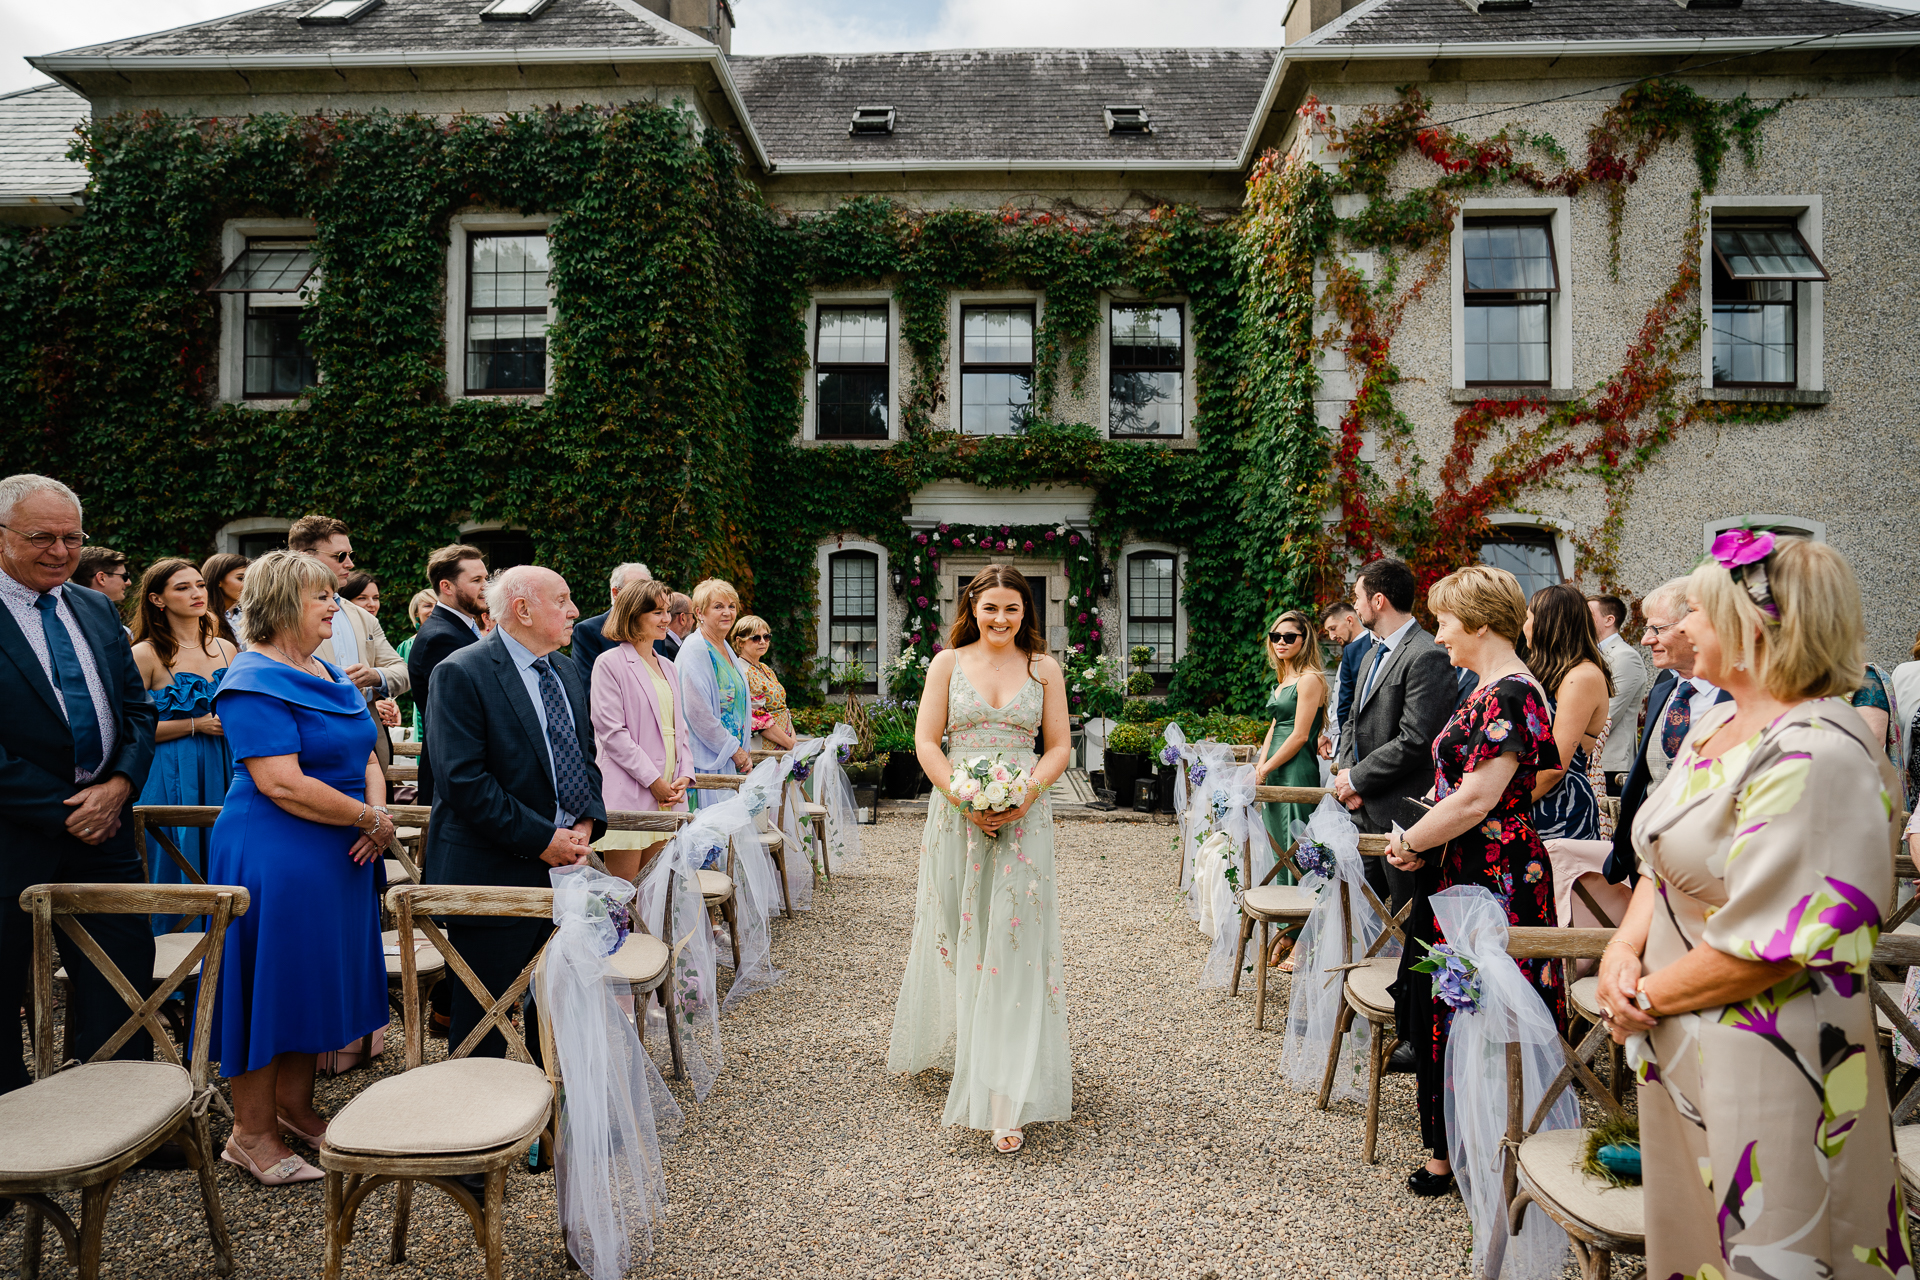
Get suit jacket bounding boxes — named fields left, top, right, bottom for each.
left=1334, top=633, right=1379, bottom=734
left=423, top=629, right=606, bottom=896
left=569, top=611, right=615, bottom=684
left=589, top=642, right=695, bottom=812
left=1337, top=623, right=1456, bottom=834
left=1604, top=670, right=1732, bottom=884
left=405, top=606, right=481, bottom=808
left=322, top=597, right=410, bottom=767
left=0, top=581, right=158, bottom=859
left=654, top=632, right=681, bottom=662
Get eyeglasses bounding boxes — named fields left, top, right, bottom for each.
left=0, top=524, right=88, bottom=551
left=103, top=568, right=130, bottom=581
left=1270, top=631, right=1304, bottom=644
left=1642, top=611, right=1688, bottom=638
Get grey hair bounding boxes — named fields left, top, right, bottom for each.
left=484, top=564, right=547, bottom=620
left=609, top=562, right=650, bottom=594
left=1643, top=576, right=1692, bottom=622
left=0, top=474, right=82, bottom=527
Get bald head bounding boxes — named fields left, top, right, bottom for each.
left=486, top=565, right=577, bottom=655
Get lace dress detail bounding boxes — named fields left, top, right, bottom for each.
left=887, top=664, right=1072, bottom=1131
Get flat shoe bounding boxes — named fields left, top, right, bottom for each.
left=278, top=1112, right=327, bottom=1149
left=1408, top=1166, right=1455, bottom=1197
left=222, top=1137, right=322, bottom=1186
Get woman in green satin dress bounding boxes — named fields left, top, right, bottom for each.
left=1257, top=610, right=1329, bottom=967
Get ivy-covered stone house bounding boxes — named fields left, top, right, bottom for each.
left=1, top=0, right=1915, bottom=714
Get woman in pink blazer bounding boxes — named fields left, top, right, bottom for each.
left=589, top=578, right=696, bottom=881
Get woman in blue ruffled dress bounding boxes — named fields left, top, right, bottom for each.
left=1521, top=583, right=1612, bottom=841
left=130, top=558, right=239, bottom=930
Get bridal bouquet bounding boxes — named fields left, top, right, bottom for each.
left=948, top=756, right=1034, bottom=838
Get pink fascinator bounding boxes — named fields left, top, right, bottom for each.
left=1710, top=528, right=1779, bottom=619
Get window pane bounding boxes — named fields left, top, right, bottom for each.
left=1463, top=222, right=1554, bottom=292
left=828, top=554, right=879, bottom=682
left=816, top=369, right=889, bottom=438
left=467, top=313, right=549, bottom=391
left=212, top=244, right=316, bottom=293
left=1479, top=537, right=1561, bottom=600
left=817, top=306, right=888, bottom=365
left=1465, top=301, right=1548, bottom=384
left=1713, top=301, right=1795, bottom=385
left=471, top=233, right=550, bottom=309
left=959, top=370, right=1032, bottom=436
left=1109, top=370, right=1181, bottom=436
left=244, top=307, right=317, bottom=397
left=1110, top=305, right=1182, bottom=369
left=1714, top=225, right=1824, bottom=280
left=1127, top=554, right=1176, bottom=672
left=961, top=307, right=1034, bottom=363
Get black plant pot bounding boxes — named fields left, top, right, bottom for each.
left=1155, top=763, right=1179, bottom=812
left=1105, top=752, right=1143, bottom=807
left=882, top=751, right=926, bottom=800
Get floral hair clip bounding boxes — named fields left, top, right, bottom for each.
left=1709, top=528, right=1779, bottom=620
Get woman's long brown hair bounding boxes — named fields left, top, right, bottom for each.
left=200, top=552, right=248, bottom=646
left=131, top=558, right=222, bottom=670
left=947, top=564, right=1048, bottom=679
left=1521, top=582, right=1614, bottom=701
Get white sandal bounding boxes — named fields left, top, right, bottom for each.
left=992, top=1128, right=1023, bottom=1154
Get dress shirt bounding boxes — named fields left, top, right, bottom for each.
left=324, top=594, right=387, bottom=694
left=1644, top=675, right=1724, bottom=785
left=499, top=627, right=578, bottom=828
left=1360, top=616, right=1419, bottom=704
left=0, top=574, right=117, bottom=782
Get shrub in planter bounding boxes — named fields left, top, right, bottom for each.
left=1122, top=698, right=1159, bottom=724
left=1105, top=720, right=1153, bottom=809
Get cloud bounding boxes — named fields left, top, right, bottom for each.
left=0, top=0, right=254, bottom=95
left=733, top=0, right=1288, bottom=54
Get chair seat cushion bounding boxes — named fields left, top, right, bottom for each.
left=1569, top=975, right=1604, bottom=1023
left=761, top=831, right=784, bottom=853
left=325, top=1058, right=552, bottom=1157
left=153, top=931, right=206, bottom=981
left=383, top=857, right=417, bottom=885
left=0, top=1061, right=191, bottom=1179
left=1516, top=1126, right=1645, bottom=1244
left=698, top=870, right=734, bottom=901
left=607, top=933, right=670, bottom=986
left=800, top=802, right=827, bottom=818
left=1345, top=958, right=1398, bottom=1017
left=1242, top=884, right=1315, bottom=920
left=382, top=929, right=446, bottom=979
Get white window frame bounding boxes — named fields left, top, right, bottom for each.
left=1701, top=196, right=1824, bottom=394
left=947, top=291, right=1045, bottom=434
left=814, top=537, right=890, bottom=671
left=1098, top=293, right=1197, bottom=444
left=801, top=292, right=900, bottom=445
left=217, top=217, right=320, bottom=406
left=1480, top=514, right=1575, bottom=591
left=446, top=213, right=555, bottom=401
left=1451, top=198, right=1573, bottom=392
left=1703, top=514, right=1826, bottom=553
left=215, top=516, right=293, bottom=556
left=1118, top=542, right=1189, bottom=682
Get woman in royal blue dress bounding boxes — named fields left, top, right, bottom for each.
left=205, top=551, right=392, bottom=1186
left=130, top=558, right=239, bottom=931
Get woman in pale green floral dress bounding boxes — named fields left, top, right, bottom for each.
left=888, top=566, right=1074, bottom=1156
left=1600, top=534, right=1910, bottom=1279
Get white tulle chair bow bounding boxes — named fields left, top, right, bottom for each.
left=810, top=722, right=865, bottom=874
left=740, top=756, right=812, bottom=913
left=773, top=737, right=831, bottom=898
left=1164, top=724, right=1238, bottom=907
left=1430, top=886, right=1577, bottom=1280
left=631, top=817, right=726, bottom=1101
left=540, top=865, right=680, bottom=1279
left=1189, top=764, right=1263, bottom=988
left=661, top=783, right=785, bottom=1013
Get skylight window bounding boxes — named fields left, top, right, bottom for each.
left=481, top=0, right=556, bottom=19
left=298, top=0, right=382, bottom=24
left=849, top=106, right=896, bottom=136
left=1452, top=0, right=1533, bottom=11
left=1104, top=106, right=1151, bottom=135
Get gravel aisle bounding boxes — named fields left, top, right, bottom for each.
left=2, top=815, right=1493, bottom=1279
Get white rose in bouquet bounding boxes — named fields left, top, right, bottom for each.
left=971, top=792, right=992, bottom=811
left=984, top=780, right=1008, bottom=806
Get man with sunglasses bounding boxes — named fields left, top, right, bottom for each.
left=288, top=514, right=409, bottom=770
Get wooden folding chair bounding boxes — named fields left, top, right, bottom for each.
left=4, top=883, right=246, bottom=1280
left=319, top=885, right=560, bottom=1280
left=598, top=810, right=697, bottom=1081
left=392, top=739, right=423, bottom=758
left=1231, top=784, right=1334, bottom=1029
left=695, top=771, right=795, bottom=917
left=118, top=806, right=224, bottom=1046
left=1313, top=833, right=1413, bottom=1164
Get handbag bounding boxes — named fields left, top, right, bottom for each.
left=316, top=1025, right=385, bottom=1077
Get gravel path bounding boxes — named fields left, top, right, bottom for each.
left=2, top=814, right=1498, bottom=1279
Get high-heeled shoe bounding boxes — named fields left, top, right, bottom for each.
left=278, top=1112, right=327, bottom=1149
left=1407, top=1165, right=1455, bottom=1197
left=992, top=1129, right=1024, bottom=1155
left=221, top=1136, right=323, bottom=1186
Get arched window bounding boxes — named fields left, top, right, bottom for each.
left=216, top=517, right=292, bottom=558
left=460, top=526, right=536, bottom=572
left=827, top=550, right=879, bottom=692
left=1478, top=527, right=1564, bottom=601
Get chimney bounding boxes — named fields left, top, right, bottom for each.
left=1283, top=0, right=1372, bottom=43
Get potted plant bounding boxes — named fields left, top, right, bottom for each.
left=831, top=659, right=888, bottom=788
left=1105, top=720, right=1153, bottom=808
left=872, top=701, right=924, bottom=798
left=1127, top=644, right=1157, bottom=697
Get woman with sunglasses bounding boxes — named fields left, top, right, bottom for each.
left=730, top=615, right=796, bottom=752
left=1258, top=610, right=1329, bottom=941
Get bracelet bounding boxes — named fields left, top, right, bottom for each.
left=189, top=716, right=198, bottom=737
left=352, top=801, right=369, bottom=831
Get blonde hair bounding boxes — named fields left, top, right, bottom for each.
left=407, top=590, right=436, bottom=628
left=1427, top=564, right=1528, bottom=643
left=1687, top=536, right=1864, bottom=700
left=239, top=549, right=338, bottom=646
left=1264, top=609, right=1326, bottom=686
left=729, top=614, right=771, bottom=648
left=605, top=578, right=672, bottom=644
left=690, top=578, right=740, bottom=615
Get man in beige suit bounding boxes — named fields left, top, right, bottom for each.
left=287, top=513, right=410, bottom=767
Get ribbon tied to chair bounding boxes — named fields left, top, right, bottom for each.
left=1164, top=723, right=1238, bottom=910
left=652, top=786, right=784, bottom=1017
left=1193, top=764, right=1263, bottom=988
left=1279, top=797, right=1389, bottom=1101
left=810, top=722, right=865, bottom=873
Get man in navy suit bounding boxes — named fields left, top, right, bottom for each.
left=425, top=565, right=605, bottom=1060
left=1605, top=577, right=1731, bottom=884
left=407, top=544, right=488, bottom=811
left=1318, top=603, right=1379, bottom=764
left=0, top=475, right=158, bottom=1093
left=567, top=561, right=649, bottom=683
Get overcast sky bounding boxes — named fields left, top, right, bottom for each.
left=4, top=0, right=1916, bottom=97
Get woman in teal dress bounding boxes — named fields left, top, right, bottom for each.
left=130, top=559, right=239, bottom=932
left=1258, top=610, right=1329, bottom=909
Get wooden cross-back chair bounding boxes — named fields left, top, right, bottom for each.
left=106, top=806, right=227, bottom=1048
left=4, top=883, right=247, bottom=1280
left=1228, top=785, right=1333, bottom=1029
left=599, top=809, right=698, bottom=1081
left=1499, top=926, right=1641, bottom=1280
left=319, top=885, right=561, bottom=1280
left=1868, top=931, right=1920, bottom=1128
left=694, top=771, right=801, bottom=915
left=392, top=739, right=422, bottom=758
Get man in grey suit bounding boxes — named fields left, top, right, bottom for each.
left=1332, top=557, right=1456, bottom=915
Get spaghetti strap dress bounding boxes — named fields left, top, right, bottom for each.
left=139, top=667, right=232, bottom=932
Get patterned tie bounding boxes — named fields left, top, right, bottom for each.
left=1660, top=680, right=1693, bottom=759
left=34, top=593, right=104, bottom=776
left=531, top=657, right=594, bottom=823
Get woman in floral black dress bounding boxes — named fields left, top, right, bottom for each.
left=1385, top=565, right=1564, bottom=1197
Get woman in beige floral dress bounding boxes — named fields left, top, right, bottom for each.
left=1600, top=533, right=1910, bottom=1280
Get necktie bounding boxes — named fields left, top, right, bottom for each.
left=1361, top=640, right=1388, bottom=704
left=34, top=593, right=104, bottom=775
left=532, top=657, right=594, bottom=823
left=1660, top=680, right=1693, bottom=759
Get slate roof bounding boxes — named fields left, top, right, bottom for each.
left=728, top=49, right=1276, bottom=168
left=0, top=83, right=88, bottom=204
left=35, top=0, right=702, bottom=61
left=1299, top=0, right=1920, bottom=46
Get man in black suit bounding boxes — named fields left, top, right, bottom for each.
left=654, top=592, right=693, bottom=662
left=1604, top=577, right=1730, bottom=885
left=425, top=565, right=604, bottom=1060
left=1331, top=557, right=1456, bottom=914
left=0, top=475, right=157, bottom=1092
left=407, top=544, right=488, bottom=810
left=567, top=561, right=649, bottom=683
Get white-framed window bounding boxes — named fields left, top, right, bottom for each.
left=949, top=293, right=1042, bottom=435
left=1119, top=542, right=1188, bottom=689
left=1451, top=198, right=1572, bottom=391
left=213, top=218, right=319, bottom=405
left=1104, top=300, right=1188, bottom=439
left=1702, top=514, right=1826, bottom=553
left=216, top=517, right=292, bottom=557
left=804, top=293, right=898, bottom=442
left=1477, top=516, right=1573, bottom=601
left=446, top=214, right=554, bottom=399
left=457, top=521, right=536, bottom=570
left=815, top=538, right=887, bottom=693
left=1702, top=198, right=1827, bottom=392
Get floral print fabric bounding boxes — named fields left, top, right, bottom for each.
left=1630, top=698, right=1910, bottom=1280
left=887, top=665, right=1071, bottom=1131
